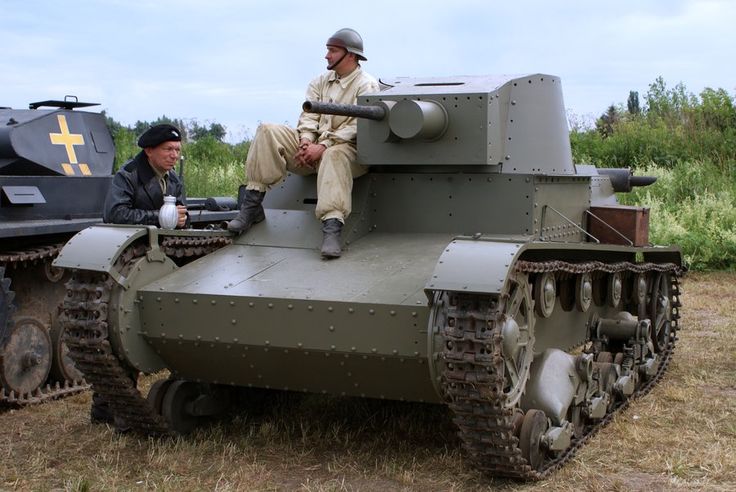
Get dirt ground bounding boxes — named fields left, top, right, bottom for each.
left=1, top=272, right=734, bottom=491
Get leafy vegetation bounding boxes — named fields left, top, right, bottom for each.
left=104, top=76, right=736, bottom=270
left=572, top=76, right=736, bottom=271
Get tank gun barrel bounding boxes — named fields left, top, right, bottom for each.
left=302, top=100, right=386, bottom=121
left=599, top=168, right=657, bottom=193
left=629, top=175, right=657, bottom=187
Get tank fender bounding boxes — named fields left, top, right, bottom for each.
left=520, top=348, right=583, bottom=426
left=425, top=238, right=525, bottom=296
left=52, top=224, right=149, bottom=284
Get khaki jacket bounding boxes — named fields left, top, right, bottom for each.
left=297, top=67, right=379, bottom=148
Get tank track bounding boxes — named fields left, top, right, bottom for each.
left=0, top=380, right=88, bottom=406
left=434, top=260, right=682, bottom=480
left=0, top=243, right=63, bottom=266
left=1, top=243, right=90, bottom=406
left=61, top=235, right=231, bottom=434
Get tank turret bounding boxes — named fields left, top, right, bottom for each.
left=55, top=75, right=682, bottom=480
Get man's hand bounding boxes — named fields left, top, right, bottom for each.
left=294, top=140, right=326, bottom=168
left=176, top=205, right=188, bottom=228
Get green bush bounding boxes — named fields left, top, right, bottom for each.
left=621, top=161, right=736, bottom=271
left=572, top=77, right=736, bottom=271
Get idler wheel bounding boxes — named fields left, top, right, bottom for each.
left=533, top=272, right=556, bottom=318
left=519, top=409, right=548, bottom=471
left=0, top=317, right=52, bottom=395
left=162, top=380, right=201, bottom=434
left=49, top=311, right=83, bottom=382
left=649, top=273, right=672, bottom=353
left=147, top=378, right=175, bottom=415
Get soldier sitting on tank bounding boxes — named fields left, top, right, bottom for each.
left=227, top=28, right=379, bottom=258
left=103, top=123, right=188, bottom=228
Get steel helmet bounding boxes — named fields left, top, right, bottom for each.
left=326, top=28, right=367, bottom=61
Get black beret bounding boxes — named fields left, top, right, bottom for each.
left=137, top=124, right=182, bottom=148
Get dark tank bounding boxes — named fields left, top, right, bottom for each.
left=55, top=75, right=682, bottom=479
left=0, top=97, right=113, bottom=403
left=0, top=97, right=235, bottom=405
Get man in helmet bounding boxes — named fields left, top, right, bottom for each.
left=228, top=28, right=379, bottom=258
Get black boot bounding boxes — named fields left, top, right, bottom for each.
left=321, top=218, right=343, bottom=258
left=227, top=190, right=266, bottom=234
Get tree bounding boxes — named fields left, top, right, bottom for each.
left=595, top=105, right=620, bottom=138
left=627, top=91, right=640, bottom=115
left=696, top=87, right=736, bottom=131
left=207, top=122, right=227, bottom=141
left=189, top=121, right=227, bottom=142
left=644, top=76, right=695, bottom=125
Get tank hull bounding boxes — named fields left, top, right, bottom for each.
left=137, top=232, right=447, bottom=402
left=99, top=224, right=679, bottom=403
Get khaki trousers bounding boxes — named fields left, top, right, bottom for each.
left=245, top=123, right=368, bottom=222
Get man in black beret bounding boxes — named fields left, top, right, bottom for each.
left=103, top=123, right=188, bottom=227
left=95, top=124, right=187, bottom=429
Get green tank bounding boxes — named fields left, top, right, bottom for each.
left=54, top=74, right=682, bottom=480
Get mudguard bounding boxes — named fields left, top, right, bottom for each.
left=425, top=238, right=525, bottom=296
left=52, top=224, right=149, bottom=280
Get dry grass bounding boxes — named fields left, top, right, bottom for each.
left=1, top=272, right=735, bottom=491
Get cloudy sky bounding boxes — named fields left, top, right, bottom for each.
left=3, top=0, right=734, bottom=142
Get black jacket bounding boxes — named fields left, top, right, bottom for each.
left=103, top=151, right=187, bottom=226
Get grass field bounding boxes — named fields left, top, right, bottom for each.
left=1, top=272, right=734, bottom=491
